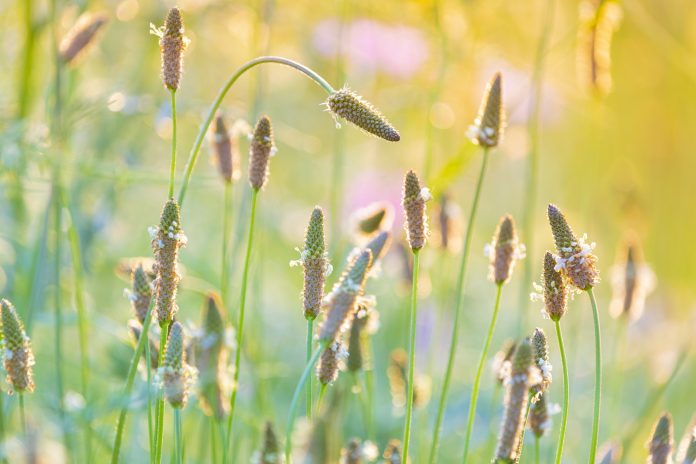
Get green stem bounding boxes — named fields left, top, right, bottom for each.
left=402, top=250, right=420, bottom=463
left=111, top=301, right=155, bottom=464
left=587, top=289, right=602, bottom=464
left=428, top=148, right=490, bottom=464
left=226, top=189, right=259, bottom=449
left=554, top=320, right=569, bottom=464
left=215, top=419, right=224, bottom=464
left=221, top=182, right=233, bottom=307
left=17, top=0, right=36, bottom=119
left=0, top=393, right=6, bottom=464
left=154, top=321, right=171, bottom=464
left=146, top=338, right=154, bottom=464
left=365, top=338, right=376, bottom=439
left=174, top=408, right=182, bottom=464
left=285, top=342, right=328, bottom=463
left=535, top=436, right=540, bottom=464
left=461, top=283, right=503, bottom=462
left=306, top=319, right=314, bottom=419
left=18, top=394, right=26, bottom=438
left=177, top=57, right=335, bottom=207
left=351, top=372, right=371, bottom=439
left=169, top=89, right=177, bottom=199
left=316, top=384, right=328, bottom=414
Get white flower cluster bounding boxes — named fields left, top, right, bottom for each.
left=553, top=234, right=595, bottom=272
left=466, top=124, right=496, bottom=146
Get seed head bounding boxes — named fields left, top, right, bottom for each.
left=596, top=442, right=622, bottom=464
left=436, top=193, right=462, bottom=252
left=532, top=328, right=552, bottom=392
left=1, top=299, right=35, bottom=393
left=402, top=170, right=430, bottom=251
left=196, top=293, right=229, bottom=419
left=255, top=421, right=282, bottom=464
left=161, top=321, right=195, bottom=408
left=365, top=230, right=392, bottom=266
left=249, top=115, right=274, bottom=190
left=317, top=341, right=346, bottom=385
left=151, top=198, right=186, bottom=326
left=347, top=312, right=367, bottom=373
left=610, top=238, right=655, bottom=321
left=59, top=12, right=108, bottom=64
left=340, top=438, right=363, bottom=464
left=529, top=390, right=550, bottom=438
left=683, top=429, right=696, bottom=464
left=157, top=7, right=188, bottom=91
left=210, top=112, right=240, bottom=184
left=488, top=214, right=524, bottom=284
left=319, top=250, right=372, bottom=342
left=130, top=263, right=152, bottom=324
left=383, top=440, right=405, bottom=464
left=298, top=207, right=329, bottom=320
left=467, top=72, right=504, bottom=147
left=127, top=319, right=159, bottom=369
left=492, top=340, right=517, bottom=385
left=577, top=1, right=622, bottom=97
left=326, top=88, right=400, bottom=142
left=547, top=204, right=599, bottom=290
left=648, top=413, right=673, bottom=464
left=352, top=202, right=394, bottom=237
left=494, top=338, right=532, bottom=462
left=533, top=252, right=569, bottom=321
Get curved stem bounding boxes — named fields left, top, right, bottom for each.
left=588, top=289, right=602, bottom=464
left=226, top=189, right=259, bottom=449
left=154, top=321, right=171, bottom=464
left=169, top=89, right=178, bottom=199
left=174, top=408, right=182, bottom=464
left=221, top=182, right=233, bottom=307
left=428, top=148, right=490, bottom=464
left=285, top=342, right=328, bottom=463
left=111, top=301, right=155, bottom=464
left=554, top=320, right=569, bottom=464
left=177, top=57, right=335, bottom=207
left=306, top=319, right=314, bottom=419
left=402, top=250, right=420, bottom=463
left=462, top=283, right=503, bottom=462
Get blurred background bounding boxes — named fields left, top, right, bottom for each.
left=0, top=0, right=695, bottom=462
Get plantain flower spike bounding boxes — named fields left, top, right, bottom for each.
left=547, top=204, right=599, bottom=290
left=492, top=340, right=517, bottom=385
left=161, top=321, right=195, bottom=408
left=154, top=7, right=188, bottom=91
left=253, top=421, right=283, bottom=464
left=467, top=72, right=505, bottom=147
left=292, top=207, right=330, bottom=321
left=529, top=392, right=551, bottom=439
left=531, top=252, right=569, bottom=321
left=486, top=214, right=525, bottom=284
left=248, top=115, right=275, bottom=190
left=577, top=0, right=623, bottom=97
left=150, top=198, right=186, bottom=326
left=128, top=263, right=152, bottom=324
left=316, top=341, right=347, bottom=386
left=610, top=237, right=655, bottom=321
left=59, top=12, right=108, bottom=64
left=1, top=299, right=35, bottom=393
left=648, top=413, right=674, bottom=464
left=683, top=428, right=696, bottom=464
left=326, top=87, right=400, bottom=142
left=196, top=293, right=229, bottom=420
left=352, top=202, right=394, bottom=238
left=402, top=170, right=431, bottom=251
left=365, top=231, right=392, bottom=268
left=210, top=112, right=241, bottom=184
left=531, top=327, right=552, bottom=393
left=383, top=440, right=405, bottom=464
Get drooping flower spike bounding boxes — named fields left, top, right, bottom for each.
left=326, top=87, right=400, bottom=142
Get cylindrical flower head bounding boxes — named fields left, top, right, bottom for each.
left=577, top=1, right=622, bottom=97
left=492, top=340, right=517, bottom=385
left=610, top=239, right=655, bottom=321
left=197, top=293, right=228, bottom=419
left=248, top=115, right=274, bottom=190
left=529, top=389, right=550, bottom=438
left=319, top=250, right=373, bottom=342
left=340, top=438, right=364, bottom=464
left=256, top=421, right=282, bottom=464
left=648, top=413, right=673, bottom=464
left=402, top=170, right=430, bottom=251
left=326, top=88, right=400, bottom=142
left=302, top=207, right=328, bottom=320
left=317, top=341, right=345, bottom=385
left=162, top=321, right=193, bottom=408
left=543, top=251, right=569, bottom=321
left=130, top=263, right=152, bottom=324
left=352, top=202, right=394, bottom=237
left=59, top=12, right=108, bottom=64
left=151, top=198, right=186, bottom=326
left=436, top=193, right=463, bottom=252
left=488, top=214, right=523, bottom=284
left=468, top=72, right=504, bottom=147
left=159, top=7, right=187, bottom=90
left=365, top=230, right=392, bottom=266
left=1, top=299, right=35, bottom=393
left=494, top=338, right=532, bottom=462
left=547, top=204, right=599, bottom=290
left=210, top=112, right=239, bottom=184
left=347, top=313, right=367, bottom=372
left=532, top=327, right=552, bottom=392
left=383, top=440, right=405, bottom=464
left=684, top=429, right=696, bottom=464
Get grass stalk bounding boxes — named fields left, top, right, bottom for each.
left=17, top=0, right=36, bottom=119
left=221, top=182, right=233, bottom=306
left=535, top=436, right=540, bottom=464
left=461, top=283, right=503, bottom=462
left=402, top=249, right=420, bottom=463
left=351, top=372, right=371, bottom=439
left=146, top=340, right=154, bottom=462
left=554, top=320, right=569, bottom=464
left=0, top=393, right=5, bottom=464
left=428, top=148, right=490, bottom=464
left=306, top=320, right=314, bottom=419
left=587, top=288, right=602, bottom=464
left=18, top=394, right=26, bottom=438
left=317, top=384, right=328, bottom=414
left=169, top=89, right=178, bottom=199
left=111, top=301, right=155, bottom=464
left=154, top=321, right=171, bottom=464
left=174, top=409, right=183, bottom=464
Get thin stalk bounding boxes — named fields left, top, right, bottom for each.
left=402, top=250, right=420, bottom=463
left=226, top=189, right=259, bottom=448
left=177, top=57, right=335, bottom=207
left=18, top=394, right=26, bottom=437
left=365, top=338, right=376, bottom=438
left=25, top=192, right=52, bottom=334
left=535, top=436, right=540, bottom=464
left=146, top=339, right=154, bottom=463
left=428, top=148, right=490, bottom=464
left=154, top=321, right=171, bottom=464
left=306, top=320, right=314, bottom=419
left=111, top=301, right=155, bottom=464
left=174, top=409, right=182, bottom=464
left=553, top=320, right=569, bottom=464
left=169, top=89, right=178, bottom=199
left=285, top=342, right=328, bottom=463
left=215, top=420, right=225, bottom=464
left=461, top=283, right=504, bottom=462
left=587, top=289, right=602, bottom=464
left=351, top=372, right=371, bottom=439
left=317, top=384, right=328, bottom=414
left=17, top=0, right=36, bottom=119
left=0, top=393, right=6, bottom=464
left=221, top=182, right=233, bottom=306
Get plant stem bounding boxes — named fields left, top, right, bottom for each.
left=111, top=301, right=155, bottom=464
left=221, top=182, right=233, bottom=307
left=169, top=89, right=178, bottom=199
left=535, top=436, right=540, bottom=464
left=177, top=57, right=335, bottom=207
left=306, top=319, right=314, bottom=419
left=351, top=372, right=371, bottom=439
left=0, top=393, right=6, bottom=464
left=285, top=342, right=328, bottom=463
left=317, top=384, right=328, bottom=414
left=402, top=249, right=420, bottom=463
left=17, top=0, right=36, bottom=119
left=146, top=339, right=154, bottom=464
left=461, top=283, right=503, bottom=462
left=428, top=148, right=490, bottom=464
left=154, top=321, right=171, bottom=464
left=587, top=288, right=602, bottom=464
left=553, top=320, right=569, bottom=464
left=226, top=189, right=259, bottom=449
left=174, top=408, right=182, bottom=464
left=18, top=394, right=26, bottom=438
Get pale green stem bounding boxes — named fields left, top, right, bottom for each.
left=587, top=288, right=602, bottom=464
left=554, top=320, right=569, bottom=464
left=146, top=338, right=154, bottom=463
left=18, top=394, right=26, bottom=438
left=365, top=338, right=376, bottom=439
left=169, top=89, right=177, bottom=199
left=177, top=57, right=335, bottom=208
left=306, top=319, right=314, bottom=419
left=226, top=189, right=259, bottom=449
left=154, top=321, right=171, bottom=464
left=0, top=393, right=6, bottom=464
left=17, top=0, right=36, bottom=119
left=316, top=384, right=328, bottom=414
left=535, top=436, right=540, bottom=464
left=221, top=182, right=233, bottom=307
left=214, top=419, right=224, bottom=464
left=461, top=283, right=503, bottom=462
left=402, top=249, right=420, bottom=463
left=174, top=408, right=182, bottom=464
left=351, top=372, right=371, bottom=439
left=111, top=301, right=155, bottom=464
left=428, top=148, right=490, bottom=464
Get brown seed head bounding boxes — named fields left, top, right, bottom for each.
left=130, top=263, right=152, bottom=324
left=1, top=299, right=35, bottom=393
left=249, top=115, right=274, bottom=190
left=684, top=428, right=696, bottom=464
left=489, top=214, right=522, bottom=284
left=365, top=230, right=392, bottom=267
left=596, top=442, right=622, bottom=464
left=327, top=88, right=400, bottom=142
left=340, top=438, right=364, bottom=464
left=529, top=389, right=550, bottom=438
left=347, top=312, right=367, bottom=372
left=301, top=207, right=328, bottom=320
left=532, top=327, right=552, bottom=392
left=648, top=413, right=673, bottom=464
left=353, top=202, right=394, bottom=237
left=402, top=170, right=430, bottom=251
left=159, top=7, right=187, bottom=91
left=196, top=293, right=228, bottom=419
left=256, top=421, right=281, bottom=464
left=59, top=12, right=108, bottom=64
left=493, top=340, right=517, bottom=385
left=577, top=1, right=623, bottom=97
left=468, top=72, right=504, bottom=147
left=436, top=193, right=463, bottom=252
left=162, top=321, right=193, bottom=408
left=152, top=198, right=186, bottom=326
left=383, top=439, right=405, bottom=464
left=317, top=341, right=345, bottom=385
left=538, top=252, right=569, bottom=321
left=210, top=112, right=240, bottom=183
